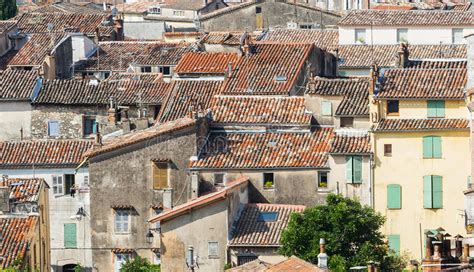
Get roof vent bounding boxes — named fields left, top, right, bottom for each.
left=275, top=75, right=287, bottom=82
left=89, top=79, right=99, bottom=86
left=246, top=88, right=253, bottom=94
left=268, top=140, right=277, bottom=147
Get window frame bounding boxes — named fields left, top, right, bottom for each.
left=423, top=136, right=442, bottom=159
left=52, top=175, right=64, bottom=195
left=318, top=171, right=328, bottom=189
left=214, top=173, right=225, bottom=185
left=423, top=175, right=443, bottom=209
left=64, top=223, right=77, bottom=248
left=387, top=184, right=401, bottom=209
left=141, top=66, right=152, bottom=73
left=208, top=241, right=219, bottom=258
left=152, top=161, right=169, bottom=190
left=396, top=28, right=408, bottom=43
left=384, top=144, right=392, bottom=156
left=387, top=234, right=400, bottom=255
left=452, top=28, right=464, bottom=44
left=64, top=174, right=75, bottom=196
left=354, top=28, right=366, bottom=44
left=321, top=100, right=332, bottom=116
left=114, top=209, right=131, bottom=234
left=263, top=173, right=275, bottom=189
left=387, top=100, right=399, bottom=116
left=83, top=115, right=96, bottom=138
left=340, top=117, right=354, bottom=128
left=427, top=100, right=445, bottom=118
left=48, top=120, right=60, bottom=137
left=346, top=156, right=363, bottom=184
left=115, top=253, right=132, bottom=272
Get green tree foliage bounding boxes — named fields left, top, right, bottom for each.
left=279, top=194, right=403, bottom=271
left=0, top=0, right=16, bottom=20
left=120, top=256, right=160, bottom=272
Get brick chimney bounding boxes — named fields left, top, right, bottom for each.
left=397, top=42, right=409, bottom=68
left=93, top=122, right=102, bottom=149
left=0, top=186, right=10, bottom=214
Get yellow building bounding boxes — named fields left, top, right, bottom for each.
left=369, top=63, right=470, bottom=259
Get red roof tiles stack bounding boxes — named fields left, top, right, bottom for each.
left=0, top=178, right=43, bottom=203
left=0, top=216, right=37, bottom=269
left=174, top=52, right=240, bottom=74
left=374, top=118, right=469, bottom=132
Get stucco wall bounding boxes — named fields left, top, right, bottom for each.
left=0, top=101, right=32, bottom=141
left=379, top=100, right=469, bottom=120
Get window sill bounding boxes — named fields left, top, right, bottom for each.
left=114, top=232, right=132, bottom=235
left=422, top=157, right=442, bottom=159
left=263, top=187, right=275, bottom=191
left=317, top=188, right=331, bottom=193
left=208, top=256, right=220, bottom=259
left=387, top=113, right=400, bottom=116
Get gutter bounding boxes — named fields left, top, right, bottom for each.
left=74, top=158, right=89, bottom=173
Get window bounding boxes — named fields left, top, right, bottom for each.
left=387, top=100, right=399, bottom=115
left=423, top=175, right=443, bottom=209
left=384, top=144, right=392, bottom=156
left=52, top=175, right=64, bottom=195
left=452, top=28, right=464, bottom=44
left=115, top=253, right=131, bottom=272
left=427, top=100, right=445, bottom=118
left=83, top=116, right=96, bottom=137
left=152, top=161, right=168, bottom=190
left=64, top=223, right=77, bottom=248
left=299, top=24, right=314, bottom=29
left=423, top=136, right=442, bottom=159
left=396, top=28, right=408, bottom=43
left=355, top=29, right=366, bottom=44
left=214, top=173, right=224, bottom=185
left=258, top=212, right=278, bottom=222
left=321, top=101, right=332, bottom=116
left=154, top=252, right=161, bottom=265
left=263, top=173, right=274, bottom=189
left=148, top=7, right=161, bottom=14
left=387, top=235, right=400, bottom=255
left=154, top=208, right=162, bottom=231
left=238, top=255, right=258, bottom=266
left=84, top=175, right=89, bottom=186
left=340, top=117, right=353, bottom=128
left=48, top=121, right=59, bottom=137
left=162, top=66, right=171, bottom=75
left=318, top=172, right=328, bottom=188
left=208, top=241, right=219, bottom=257
left=387, top=184, right=401, bottom=209
left=173, top=10, right=185, bottom=16
left=141, top=66, right=152, bottom=73
left=65, top=174, right=75, bottom=195
left=346, top=156, right=362, bottom=183
left=256, top=6, right=262, bottom=13
left=115, top=209, right=130, bottom=233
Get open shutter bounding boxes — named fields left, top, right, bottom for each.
left=64, top=223, right=77, bottom=248
left=436, top=101, right=445, bottom=117
left=353, top=156, right=362, bottom=183
left=388, top=235, right=400, bottom=255
left=387, top=184, right=401, bottom=209
left=427, top=101, right=437, bottom=117
left=423, top=175, right=433, bottom=208
left=423, top=136, right=433, bottom=158
left=432, top=136, right=442, bottom=158
left=346, top=156, right=353, bottom=183
left=432, top=176, right=443, bottom=209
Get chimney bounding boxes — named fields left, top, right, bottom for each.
left=108, top=97, right=117, bottom=125
left=433, top=242, right=442, bottom=260
left=163, top=188, right=173, bottom=209
left=369, top=65, right=379, bottom=96
left=317, top=238, right=328, bottom=268
left=455, top=235, right=464, bottom=259
left=463, top=243, right=470, bottom=261
left=93, top=122, right=102, bottom=148
left=0, top=187, right=10, bottom=214
left=397, top=43, right=409, bottom=68
left=225, top=62, right=233, bottom=78
left=425, top=231, right=434, bottom=259
left=190, top=172, right=199, bottom=199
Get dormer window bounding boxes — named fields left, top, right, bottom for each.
left=148, top=7, right=161, bottom=14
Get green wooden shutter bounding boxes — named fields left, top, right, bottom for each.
left=423, top=136, right=433, bottom=158
left=436, top=101, right=445, bottom=117
left=432, top=176, right=443, bottom=209
left=432, top=136, right=442, bottom=158
left=353, top=156, right=362, bottom=183
left=64, top=223, right=77, bottom=248
left=427, top=101, right=437, bottom=117
left=387, top=184, right=401, bottom=209
left=322, top=101, right=332, bottom=116
left=388, top=234, right=400, bottom=255
left=468, top=176, right=472, bottom=186
left=346, top=156, right=353, bottom=183
left=423, top=175, right=433, bottom=208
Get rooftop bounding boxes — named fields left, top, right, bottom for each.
left=373, top=118, right=469, bottom=132
left=262, top=29, right=338, bottom=50
left=0, top=69, right=39, bottom=100
left=32, top=2, right=107, bottom=14
left=200, top=31, right=259, bottom=45
left=8, top=32, right=68, bottom=66
left=329, top=133, right=371, bottom=154
left=0, top=178, right=44, bottom=203
left=266, top=256, right=326, bottom=272
left=174, top=52, right=240, bottom=74
left=0, top=216, right=38, bottom=269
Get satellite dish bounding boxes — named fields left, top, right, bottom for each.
left=47, top=23, right=54, bottom=32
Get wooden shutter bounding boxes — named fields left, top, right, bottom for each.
left=387, top=184, right=401, bottom=209
left=432, top=136, right=442, bottom=158
left=423, top=136, right=433, bottom=158
left=346, top=156, right=353, bottom=183
left=322, top=101, right=332, bottom=116
left=387, top=234, right=400, bottom=255
left=436, top=101, right=445, bottom=117
left=423, top=175, right=433, bottom=209
left=432, top=175, right=443, bottom=209
left=427, top=101, right=437, bottom=117
left=153, top=162, right=168, bottom=190
left=353, top=156, right=362, bottom=183
left=64, top=223, right=77, bottom=248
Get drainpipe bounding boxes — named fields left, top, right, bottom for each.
left=369, top=152, right=374, bottom=209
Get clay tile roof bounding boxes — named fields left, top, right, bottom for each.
left=106, top=73, right=165, bottom=83
left=377, top=68, right=466, bottom=99
left=0, top=216, right=37, bottom=269
left=406, top=60, right=467, bottom=69
left=374, top=118, right=469, bottom=132
left=0, top=69, right=39, bottom=100
left=158, top=80, right=223, bottom=123
left=111, top=205, right=135, bottom=210
left=452, top=3, right=471, bottom=11
left=221, top=42, right=313, bottom=95
left=229, top=203, right=305, bottom=246
left=32, top=2, right=107, bottom=14
left=33, top=79, right=170, bottom=105
left=262, top=29, right=338, bottom=50
left=211, top=95, right=312, bottom=125
left=200, top=31, right=256, bottom=45
left=75, top=41, right=192, bottom=71
left=0, top=140, right=93, bottom=169
left=329, top=133, right=371, bottom=154
left=0, top=178, right=44, bottom=203
left=372, top=4, right=416, bottom=10
left=338, top=10, right=474, bottom=26
left=226, top=259, right=271, bottom=272
left=336, top=44, right=466, bottom=68
left=307, top=77, right=369, bottom=116
left=149, top=176, right=249, bottom=223
left=0, top=21, right=17, bottom=33
left=84, top=117, right=196, bottom=158
left=8, top=32, right=68, bottom=66
left=191, top=129, right=334, bottom=169
left=174, top=52, right=240, bottom=74
left=267, top=256, right=325, bottom=272
left=111, top=248, right=135, bottom=253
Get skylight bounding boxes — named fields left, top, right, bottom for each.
left=258, top=212, right=278, bottom=222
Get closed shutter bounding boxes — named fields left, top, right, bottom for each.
left=353, top=156, right=362, bottom=183
left=432, top=176, right=443, bottom=209
left=388, top=234, right=400, bottom=255
left=346, top=156, right=353, bottom=183
left=436, top=101, right=445, bottom=117
left=322, top=101, right=332, bottom=116
left=427, top=101, right=437, bottom=117
left=423, top=136, right=433, bottom=158
left=153, top=162, right=168, bottom=190
left=423, top=175, right=433, bottom=209
left=432, top=136, right=442, bottom=158
left=387, top=184, right=401, bottom=209
left=64, top=223, right=77, bottom=248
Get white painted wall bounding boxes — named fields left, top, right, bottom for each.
left=0, top=101, right=32, bottom=141
left=339, top=26, right=474, bottom=45
left=71, top=35, right=96, bottom=62
left=0, top=167, right=93, bottom=271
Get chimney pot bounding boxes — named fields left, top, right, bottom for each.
left=317, top=238, right=328, bottom=268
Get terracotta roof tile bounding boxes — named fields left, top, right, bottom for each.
left=174, top=52, right=239, bottom=74
left=32, top=2, right=107, bottom=14
left=377, top=68, right=466, bottom=99
left=8, top=33, right=68, bottom=66
left=0, top=69, right=39, bottom=100
left=0, top=21, right=17, bottom=33
left=338, top=10, right=474, bottom=26
left=307, top=77, right=369, bottom=116
left=84, top=117, right=196, bottom=158
left=374, top=118, right=469, bottom=132
left=226, top=259, right=271, bottom=272
left=372, top=4, right=416, bottom=10
left=221, top=42, right=313, bottom=95
left=0, top=216, right=37, bottom=269
left=158, top=80, right=223, bottom=123
left=329, top=134, right=370, bottom=154
left=106, top=73, right=165, bottom=83
left=191, top=129, right=333, bottom=169
left=229, top=203, right=305, bottom=246
left=200, top=31, right=257, bottom=45
left=33, top=79, right=170, bottom=105
left=0, top=178, right=44, bottom=203
left=211, top=95, right=312, bottom=125
left=267, top=256, right=325, bottom=272
left=111, top=248, right=135, bottom=253
left=0, top=140, right=93, bottom=169
left=262, top=29, right=338, bottom=50
left=406, top=60, right=466, bottom=69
